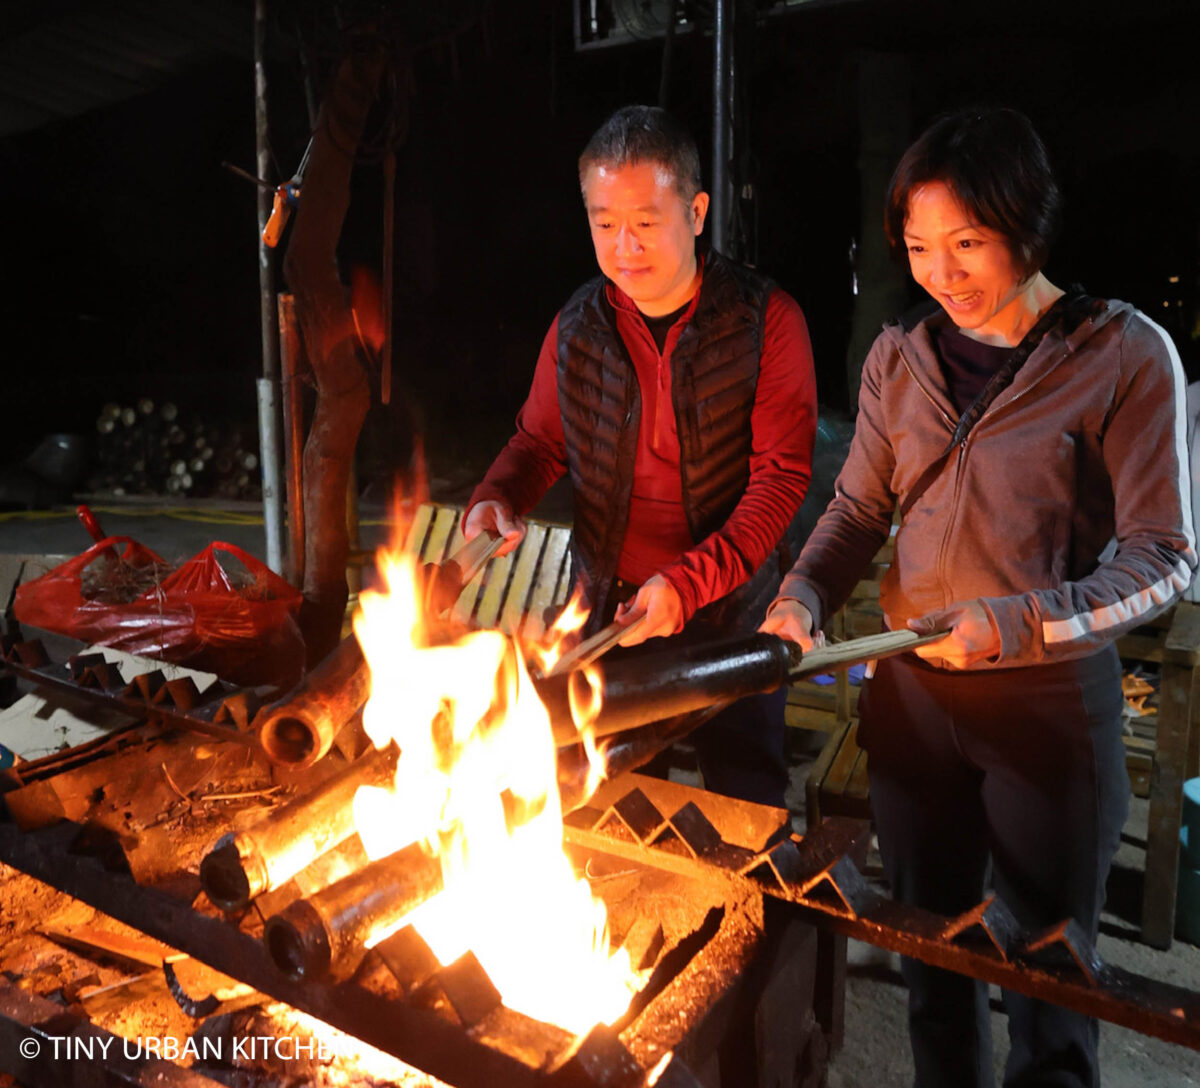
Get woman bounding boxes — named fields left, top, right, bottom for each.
left=761, top=107, right=1194, bottom=1088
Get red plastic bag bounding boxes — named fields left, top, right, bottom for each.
left=15, top=538, right=304, bottom=687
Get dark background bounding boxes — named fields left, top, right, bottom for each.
left=2, top=0, right=1197, bottom=495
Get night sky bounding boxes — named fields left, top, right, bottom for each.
left=3, top=0, right=1198, bottom=493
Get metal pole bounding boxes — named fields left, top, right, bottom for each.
left=711, top=0, right=732, bottom=255
left=277, top=293, right=306, bottom=588
left=255, top=0, right=285, bottom=574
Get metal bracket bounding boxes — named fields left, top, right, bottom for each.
left=941, top=896, right=1022, bottom=961
left=1022, top=918, right=1107, bottom=987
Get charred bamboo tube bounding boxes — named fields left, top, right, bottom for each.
left=540, top=628, right=945, bottom=745
left=264, top=840, right=444, bottom=981
left=556, top=707, right=721, bottom=813
left=258, top=634, right=370, bottom=767
left=536, top=633, right=798, bottom=746
left=200, top=743, right=399, bottom=911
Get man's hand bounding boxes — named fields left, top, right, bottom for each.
left=616, top=575, right=684, bottom=646
left=759, top=598, right=822, bottom=651
left=462, top=501, right=525, bottom=558
left=907, top=600, right=999, bottom=669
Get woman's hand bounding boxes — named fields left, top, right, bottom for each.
left=462, top=500, right=525, bottom=558
left=907, top=600, right=999, bottom=668
left=759, top=598, right=822, bottom=651
left=616, top=575, right=683, bottom=645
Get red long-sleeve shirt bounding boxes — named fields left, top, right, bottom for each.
left=469, top=277, right=817, bottom=624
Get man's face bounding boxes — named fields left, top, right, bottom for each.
left=582, top=161, right=709, bottom=317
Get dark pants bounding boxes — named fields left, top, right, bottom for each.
left=688, top=687, right=789, bottom=807
left=858, top=647, right=1128, bottom=1088
left=605, top=578, right=790, bottom=809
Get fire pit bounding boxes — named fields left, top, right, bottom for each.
left=1, top=533, right=1198, bottom=1087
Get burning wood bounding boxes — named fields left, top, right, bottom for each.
left=263, top=840, right=444, bottom=981
left=200, top=743, right=399, bottom=911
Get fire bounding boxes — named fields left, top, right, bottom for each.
left=349, top=546, right=640, bottom=1035
left=529, top=589, right=590, bottom=675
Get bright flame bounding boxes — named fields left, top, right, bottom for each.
left=351, top=547, right=640, bottom=1035
left=528, top=588, right=590, bottom=675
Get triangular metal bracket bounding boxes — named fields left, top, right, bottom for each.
left=1021, top=918, right=1107, bottom=987
left=941, top=895, right=1021, bottom=961
left=598, top=787, right=667, bottom=846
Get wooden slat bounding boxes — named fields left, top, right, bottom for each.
left=423, top=505, right=460, bottom=566
left=804, top=720, right=851, bottom=827
left=553, top=547, right=574, bottom=608
left=1141, top=658, right=1200, bottom=947
left=471, top=549, right=516, bottom=629
left=449, top=557, right=487, bottom=626
left=846, top=745, right=871, bottom=802
left=1165, top=600, right=1200, bottom=667
left=821, top=721, right=862, bottom=798
left=787, top=686, right=839, bottom=713
left=498, top=523, right=547, bottom=636
left=521, top=527, right=572, bottom=641
left=783, top=705, right=840, bottom=732
left=403, top=502, right=436, bottom=557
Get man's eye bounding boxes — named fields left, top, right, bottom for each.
left=638, top=221, right=656, bottom=229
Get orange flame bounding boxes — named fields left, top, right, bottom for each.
left=528, top=588, right=590, bottom=676
left=350, top=547, right=640, bottom=1035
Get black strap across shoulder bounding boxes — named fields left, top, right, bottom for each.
left=897, top=287, right=1096, bottom=520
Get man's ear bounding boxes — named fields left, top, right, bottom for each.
left=691, top=191, right=710, bottom=236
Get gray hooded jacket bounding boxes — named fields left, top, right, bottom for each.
left=778, top=299, right=1196, bottom=667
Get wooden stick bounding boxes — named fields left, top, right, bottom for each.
left=449, top=529, right=503, bottom=584
left=788, top=628, right=947, bottom=680
left=543, top=609, right=649, bottom=678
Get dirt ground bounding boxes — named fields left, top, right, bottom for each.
left=775, top=755, right=1200, bottom=1088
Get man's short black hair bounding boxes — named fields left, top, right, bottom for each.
left=885, top=106, right=1062, bottom=278
left=578, top=105, right=703, bottom=203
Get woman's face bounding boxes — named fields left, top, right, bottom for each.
left=903, top=180, right=1031, bottom=343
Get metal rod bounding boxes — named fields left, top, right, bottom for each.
left=256, top=378, right=285, bottom=575
left=264, top=840, right=444, bottom=981
left=254, top=0, right=285, bottom=574
left=711, top=0, right=732, bottom=254
left=221, top=159, right=273, bottom=189
left=278, top=292, right=306, bottom=588
left=200, top=744, right=399, bottom=911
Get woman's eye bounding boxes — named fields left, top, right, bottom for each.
left=957, top=238, right=978, bottom=249
left=907, top=244, right=924, bottom=254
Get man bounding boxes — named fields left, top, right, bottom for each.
left=464, top=105, right=817, bottom=807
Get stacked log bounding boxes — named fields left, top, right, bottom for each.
left=87, top=400, right=263, bottom=500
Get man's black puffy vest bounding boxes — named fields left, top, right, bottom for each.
left=555, top=250, right=783, bottom=635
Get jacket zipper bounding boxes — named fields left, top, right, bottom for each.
left=925, top=346, right=1068, bottom=607
left=935, top=440, right=968, bottom=608
left=897, top=346, right=955, bottom=430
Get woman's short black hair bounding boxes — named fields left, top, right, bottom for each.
left=884, top=106, right=1062, bottom=278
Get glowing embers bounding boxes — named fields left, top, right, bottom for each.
left=350, top=547, right=640, bottom=1036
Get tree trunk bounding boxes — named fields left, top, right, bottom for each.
left=283, top=37, right=388, bottom=666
